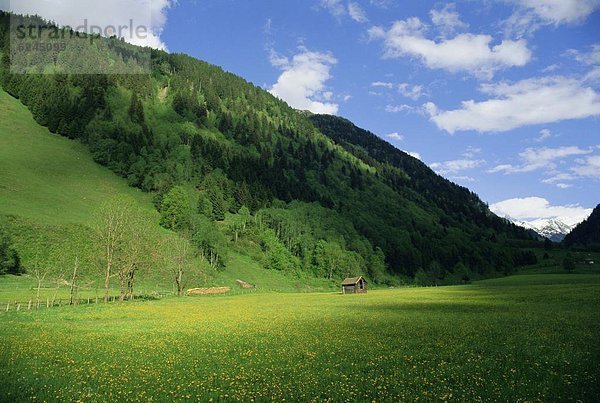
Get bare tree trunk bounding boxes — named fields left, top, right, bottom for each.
left=34, top=270, right=47, bottom=302
left=36, top=277, right=42, bottom=300
left=176, top=271, right=183, bottom=296
left=69, top=256, right=79, bottom=306
left=104, top=259, right=111, bottom=302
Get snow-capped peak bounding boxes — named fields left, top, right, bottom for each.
left=510, top=217, right=575, bottom=242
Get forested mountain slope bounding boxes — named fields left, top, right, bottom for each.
left=309, top=114, right=524, bottom=235
left=0, top=12, right=537, bottom=283
left=564, top=204, right=600, bottom=248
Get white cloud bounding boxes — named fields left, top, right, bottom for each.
left=5, top=0, right=174, bottom=50
left=542, top=173, right=577, bottom=183
left=542, top=173, right=578, bottom=189
left=430, top=159, right=486, bottom=175
left=371, top=81, right=394, bottom=89
left=503, top=0, right=600, bottom=37
left=488, top=146, right=592, bottom=174
left=566, top=44, right=600, bottom=66
left=542, top=64, right=560, bottom=73
left=535, top=129, right=553, bottom=142
left=398, top=83, right=425, bottom=100
left=386, top=132, right=404, bottom=141
left=463, top=146, right=482, bottom=158
left=370, top=0, right=392, bottom=8
left=405, top=151, right=422, bottom=160
left=512, top=0, right=600, bottom=25
left=490, top=197, right=593, bottom=227
left=452, top=176, right=476, bottom=182
left=269, top=48, right=339, bottom=115
left=320, top=0, right=368, bottom=23
left=430, top=3, right=469, bottom=37
left=370, top=17, right=531, bottom=79
left=348, top=1, right=368, bottom=23
left=319, top=0, right=346, bottom=17
left=427, top=76, right=600, bottom=133
left=572, top=155, right=600, bottom=177
left=385, top=104, right=413, bottom=113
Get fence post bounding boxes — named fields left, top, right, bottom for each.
left=28, top=300, right=32, bottom=310
left=6, top=302, right=9, bottom=312
left=16, top=304, right=21, bottom=311
left=87, top=298, right=90, bottom=304
left=46, top=298, right=49, bottom=308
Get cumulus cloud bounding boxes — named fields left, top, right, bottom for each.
left=386, top=132, right=404, bottom=141
left=566, top=44, right=600, bottom=66
left=371, top=81, right=394, bottom=89
left=535, top=129, right=553, bottom=142
left=452, top=176, right=476, bottom=182
left=4, top=0, right=174, bottom=50
left=488, top=146, right=593, bottom=174
left=463, top=146, right=482, bottom=158
left=398, top=83, right=425, bottom=100
left=572, top=155, right=600, bottom=177
left=542, top=173, right=578, bottom=187
left=430, top=3, right=469, bottom=37
left=405, top=151, right=422, bottom=160
left=490, top=197, right=593, bottom=226
left=269, top=48, right=339, bottom=115
left=430, top=159, right=486, bottom=175
left=348, top=1, right=368, bottom=23
left=319, top=0, right=346, bottom=17
left=503, top=0, right=600, bottom=37
left=320, top=0, right=369, bottom=23
left=385, top=104, right=414, bottom=113
left=513, top=0, right=600, bottom=25
left=370, top=0, right=392, bottom=8
left=369, top=17, right=531, bottom=79
left=427, top=76, right=600, bottom=133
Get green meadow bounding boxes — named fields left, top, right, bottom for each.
left=1, top=273, right=599, bottom=401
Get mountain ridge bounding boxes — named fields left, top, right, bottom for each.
left=0, top=11, right=539, bottom=283
left=564, top=204, right=600, bottom=248
left=511, top=218, right=574, bottom=242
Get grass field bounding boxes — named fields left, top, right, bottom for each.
left=1, top=272, right=598, bottom=401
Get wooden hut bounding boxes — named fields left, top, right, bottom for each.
left=341, top=276, right=368, bottom=294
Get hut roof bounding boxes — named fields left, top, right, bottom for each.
left=341, top=276, right=366, bottom=286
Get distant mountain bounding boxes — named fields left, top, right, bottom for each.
left=564, top=204, right=600, bottom=247
left=512, top=218, right=575, bottom=242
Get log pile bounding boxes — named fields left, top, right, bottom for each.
left=186, top=287, right=231, bottom=296
left=236, top=279, right=256, bottom=289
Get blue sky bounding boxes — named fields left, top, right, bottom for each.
left=3, top=0, right=600, bottom=224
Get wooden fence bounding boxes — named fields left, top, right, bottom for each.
left=1, top=291, right=173, bottom=313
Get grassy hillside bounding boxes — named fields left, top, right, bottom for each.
left=1, top=273, right=598, bottom=401
left=0, top=89, right=154, bottom=226
left=0, top=87, right=333, bottom=299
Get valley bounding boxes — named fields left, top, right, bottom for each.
left=0, top=7, right=599, bottom=402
